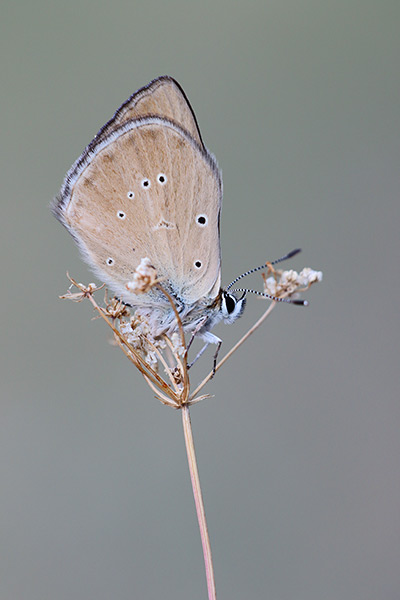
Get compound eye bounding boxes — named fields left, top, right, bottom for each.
left=224, top=293, right=236, bottom=315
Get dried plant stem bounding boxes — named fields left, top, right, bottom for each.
left=155, top=284, right=190, bottom=394
left=190, top=301, right=276, bottom=400
left=181, top=405, right=216, bottom=600
left=60, top=268, right=321, bottom=597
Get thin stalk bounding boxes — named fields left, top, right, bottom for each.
left=181, top=405, right=216, bottom=600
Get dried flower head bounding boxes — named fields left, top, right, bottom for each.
left=263, top=267, right=322, bottom=299
left=119, top=314, right=167, bottom=370
left=61, top=256, right=322, bottom=408
left=60, top=278, right=104, bottom=302
left=126, top=257, right=158, bottom=294
left=100, top=290, right=131, bottom=320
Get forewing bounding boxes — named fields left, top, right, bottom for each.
left=94, top=76, right=204, bottom=148
left=53, top=118, right=222, bottom=306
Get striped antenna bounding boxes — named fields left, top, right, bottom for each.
left=226, top=248, right=302, bottom=291
left=232, top=288, right=308, bottom=306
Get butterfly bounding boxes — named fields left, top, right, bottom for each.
left=52, top=76, right=301, bottom=366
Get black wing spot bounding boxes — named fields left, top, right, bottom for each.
left=196, top=214, right=208, bottom=226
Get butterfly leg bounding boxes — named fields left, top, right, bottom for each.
left=211, top=341, right=222, bottom=378
left=186, top=316, right=209, bottom=362
left=195, top=332, right=223, bottom=377
left=187, top=342, right=210, bottom=369
left=187, top=327, right=222, bottom=375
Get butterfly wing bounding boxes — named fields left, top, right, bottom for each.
left=53, top=117, right=222, bottom=307
left=92, top=76, right=204, bottom=148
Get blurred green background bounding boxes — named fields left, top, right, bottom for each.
left=1, top=1, right=399, bottom=599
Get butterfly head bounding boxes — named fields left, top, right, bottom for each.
left=220, top=290, right=246, bottom=324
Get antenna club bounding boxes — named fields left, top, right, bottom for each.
left=285, top=248, right=302, bottom=260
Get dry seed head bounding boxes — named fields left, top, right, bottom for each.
left=60, top=278, right=105, bottom=302
left=171, top=332, right=186, bottom=357
left=126, top=257, right=158, bottom=294
left=60, top=256, right=322, bottom=408
left=171, top=366, right=184, bottom=385
left=263, top=267, right=322, bottom=298
left=297, top=267, right=323, bottom=286
left=120, top=314, right=167, bottom=369
left=100, top=295, right=131, bottom=320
